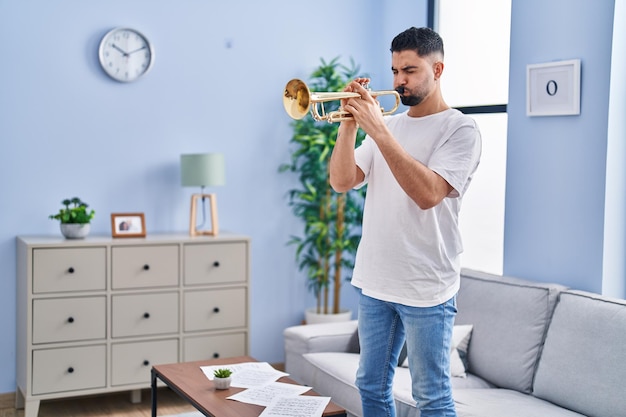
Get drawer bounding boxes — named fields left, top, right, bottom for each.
left=111, top=339, right=178, bottom=386
left=32, top=345, right=106, bottom=395
left=184, top=288, right=247, bottom=332
left=184, top=242, right=247, bottom=285
left=112, top=292, right=179, bottom=338
left=112, top=245, right=179, bottom=289
left=33, top=247, right=106, bottom=294
left=33, top=296, right=106, bottom=344
left=183, top=332, right=247, bottom=362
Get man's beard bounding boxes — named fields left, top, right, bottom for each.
left=396, top=86, right=424, bottom=107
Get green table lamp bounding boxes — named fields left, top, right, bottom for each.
left=180, top=153, right=225, bottom=236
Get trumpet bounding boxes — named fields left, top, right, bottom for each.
left=283, top=78, right=400, bottom=123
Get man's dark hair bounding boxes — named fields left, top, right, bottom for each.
left=390, top=27, right=444, bottom=58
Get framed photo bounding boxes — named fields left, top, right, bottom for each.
left=111, top=213, right=146, bottom=238
left=526, top=59, right=581, bottom=116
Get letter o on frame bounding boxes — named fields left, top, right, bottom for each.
left=546, top=80, right=558, bottom=96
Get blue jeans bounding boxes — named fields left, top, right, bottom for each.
left=356, top=290, right=457, bottom=417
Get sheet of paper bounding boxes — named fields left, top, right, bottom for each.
left=258, top=395, right=331, bottom=417
left=200, top=362, right=289, bottom=388
left=227, top=381, right=311, bottom=406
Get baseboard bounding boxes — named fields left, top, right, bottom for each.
left=0, top=391, right=15, bottom=409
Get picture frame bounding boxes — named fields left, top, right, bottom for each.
left=526, top=59, right=581, bottom=117
left=111, top=213, right=146, bottom=238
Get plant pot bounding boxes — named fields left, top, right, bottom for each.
left=305, top=308, right=352, bottom=325
left=213, top=376, right=232, bottom=390
left=60, top=223, right=91, bottom=239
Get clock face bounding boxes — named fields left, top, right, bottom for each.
left=99, top=28, right=154, bottom=82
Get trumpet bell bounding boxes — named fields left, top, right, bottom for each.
left=283, top=77, right=401, bottom=123
left=283, top=78, right=310, bottom=120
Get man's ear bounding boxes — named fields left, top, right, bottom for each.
left=433, top=61, right=444, bottom=81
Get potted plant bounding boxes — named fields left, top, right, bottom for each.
left=280, top=57, right=367, bottom=323
left=49, top=197, right=95, bottom=239
left=213, top=368, right=233, bottom=390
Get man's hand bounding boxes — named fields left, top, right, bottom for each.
left=343, top=79, right=387, bottom=139
left=338, top=78, right=369, bottom=129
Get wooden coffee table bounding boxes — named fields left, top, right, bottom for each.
left=151, top=355, right=347, bottom=417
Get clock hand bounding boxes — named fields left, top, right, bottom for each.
left=111, top=43, right=129, bottom=57
left=128, top=45, right=147, bottom=55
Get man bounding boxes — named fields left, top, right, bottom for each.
left=329, top=27, right=481, bottom=417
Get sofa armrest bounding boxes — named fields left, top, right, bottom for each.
left=284, top=320, right=358, bottom=381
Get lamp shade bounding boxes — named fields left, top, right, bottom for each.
left=180, top=153, right=225, bottom=187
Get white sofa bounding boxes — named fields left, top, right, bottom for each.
left=284, top=269, right=626, bottom=417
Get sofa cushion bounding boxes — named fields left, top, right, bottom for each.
left=533, top=290, right=626, bottom=417
left=302, top=351, right=496, bottom=417
left=456, top=269, right=565, bottom=393
left=450, top=324, right=473, bottom=377
left=394, top=368, right=496, bottom=417
left=284, top=320, right=358, bottom=385
left=453, top=389, right=587, bottom=417
left=401, top=324, right=473, bottom=377
left=302, top=352, right=363, bottom=417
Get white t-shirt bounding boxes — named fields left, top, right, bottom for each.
left=352, top=109, right=481, bottom=307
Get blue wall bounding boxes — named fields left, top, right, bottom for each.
left=0, top=0, right=622, bottom=397
left=504, top=0, right=620, bottom=294
left=0, top=0, right=427, bottom=394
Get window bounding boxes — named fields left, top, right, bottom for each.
left=434, top=0, right=511, bottom=274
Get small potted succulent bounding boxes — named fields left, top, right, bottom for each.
left=49, top=197, right=95, bottom=239
left=213, top=368, right=233, bottom=390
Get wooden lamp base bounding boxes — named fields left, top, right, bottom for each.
left=189, top=193, right=219, bottom=236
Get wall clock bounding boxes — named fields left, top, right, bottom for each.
left=98, top=27, right=154, bottom=82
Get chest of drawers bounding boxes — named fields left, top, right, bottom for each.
left=16, top=233, right=250, bottom=417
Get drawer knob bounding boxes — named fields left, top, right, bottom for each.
left=67, top=367, right=74, bottom=374
left=212, top=353, right=220, bottom=359
left=68, top=267, right=75, bottom=274
left=143, top=264, right=150, bottom=271
left=67, top=317, right=74, bottom=323
left=213, top=261, right=220, bottom=267
left=143, top=312, right=150, bottom=319
left=143, top=360, right=150, bottom=366
left=213, top=307, right=220, bottom=313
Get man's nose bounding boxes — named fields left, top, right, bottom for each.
left=394, top=74, right=407, bottom=85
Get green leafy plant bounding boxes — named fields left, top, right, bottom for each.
left=279, top=57, right=367, bottom=315
left=213, top=368, right=233, bottom=378
left=49, top=197, right=95, bottom=224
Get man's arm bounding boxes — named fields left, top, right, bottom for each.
left=329, top=78, right=370, bottom=194
left=343, top=82, right=452, bottom=209
left=329, top=122, right=365, bottom=192
left=371, top=130, right=453, bottom=209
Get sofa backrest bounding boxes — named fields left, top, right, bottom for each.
left=456, top=269, right=565, bottom=394
left=532, top=290, right=626, bottom=417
